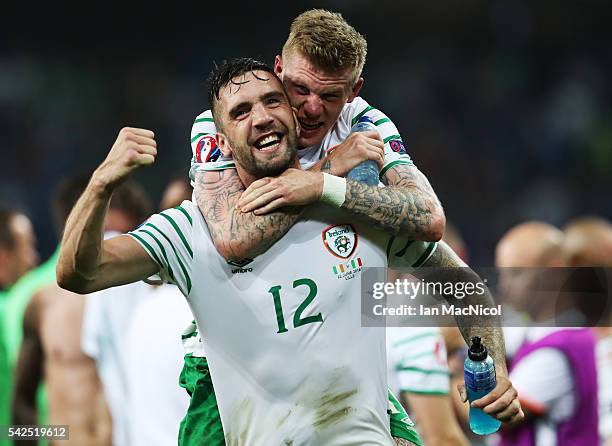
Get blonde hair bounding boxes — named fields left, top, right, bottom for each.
left=282, top=9, right=367, bottom=86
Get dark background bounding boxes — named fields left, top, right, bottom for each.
left=1, top=1, right=610, bottom=264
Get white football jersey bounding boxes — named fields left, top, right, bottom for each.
left=189, top=97, right=413, bottom=181
left=129, top=201, right=436, bottom=446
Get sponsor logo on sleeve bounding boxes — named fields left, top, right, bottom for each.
left=389, top=139, right=406, bottom=154
left=195, top=135, right=221, bottom=163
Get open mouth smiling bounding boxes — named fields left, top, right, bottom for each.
left=254, top=133, right=283, bottom=152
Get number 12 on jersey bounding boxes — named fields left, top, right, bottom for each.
left=268, top=278, right=323, bottom=334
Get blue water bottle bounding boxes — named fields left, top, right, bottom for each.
left=346, top=116, right=380, bottom=185
left=464, top=336, right=501, bottom=435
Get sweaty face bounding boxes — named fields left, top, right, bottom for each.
left=276, top=52, right=360, bottom=148
left=218, top=71, right=299, bottom=178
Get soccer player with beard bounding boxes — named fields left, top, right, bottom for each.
left=57, top=58, right=446, bottom=445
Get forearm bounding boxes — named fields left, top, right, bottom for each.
left=422, top=242, right=508, bottom=375
left=57, top=176, right=112, bottom=290
left=341, top=179, right=442, bottom=240
left=194, top=170, right=302, bottom=261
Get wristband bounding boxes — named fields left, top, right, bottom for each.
left=320, top=173, right=346, bottom=208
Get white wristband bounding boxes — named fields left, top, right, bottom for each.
left=320, top=173, right=347, bottom=208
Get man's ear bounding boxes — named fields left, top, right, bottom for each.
left=274, top=55, right=283, bottom=77
left=347, top=77, right=364, bottom=103
left=216, top=133, right=232, bottom=157
left=292, top=107, right=301, bottom=137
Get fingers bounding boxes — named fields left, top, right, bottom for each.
left=253, top=197, right=286, bottom=215
left=129, top=133, right=157, bottom=147
left=135, top=153, right=156, bottom=166
left=481, top=385, right=517, bottom=415
left=121, top=127, right=155, bottom=138
left=493, top=398, right=522, bottom=422
left=471, top=378, right=511, bottom=408
left=359, top=130, right=383, bottom=143
left=237, top=179, right=274, bottom=209
left=240, top=189, right=283, bottom=213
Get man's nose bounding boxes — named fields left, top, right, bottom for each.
left=302, top=95, right=323, bottom=119
left=252, top=103, right=274, bottom=129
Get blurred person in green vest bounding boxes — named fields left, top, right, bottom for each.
left=0, top=208, right=38, bottom=443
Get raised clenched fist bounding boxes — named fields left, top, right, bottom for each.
left=93, top=127, right=157, bottom=189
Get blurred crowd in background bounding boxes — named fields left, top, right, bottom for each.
left=1, top=0, right=611, bottom=265
left=1, top=2, right=611, bottom=446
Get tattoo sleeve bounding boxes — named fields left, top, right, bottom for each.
left=341, top=164, right=444, bottom=241
left=420, top=241, right=508, bottom=375
left=194, top=169, right=302, bottom=261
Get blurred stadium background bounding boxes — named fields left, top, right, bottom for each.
left=1, top=0, right=610, bottom=265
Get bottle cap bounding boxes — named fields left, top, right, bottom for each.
left=468, top=336, right=488, bottom=361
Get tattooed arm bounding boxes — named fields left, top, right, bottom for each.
left=380, top=163, right=445, bottom=240
left=340, top=163, right=444, bottom=241
left=413, top=241, right=523, bottom=424
left=239, top=163, right=445, bottom=241
left=419, top=241, right=506, bottom=372
left=194, top=169, right=301, bottom=261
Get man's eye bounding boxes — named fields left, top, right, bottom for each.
left=266, top=97, right=281, bottom=105
left=296, top=86, right=309, bottom=95
left=322, top=94, right=339, bottom=102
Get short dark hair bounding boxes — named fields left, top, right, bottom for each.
left=207, top=57, right=276, bottom=129
left=0, top=208, right=19, bottom=249
left=52, top=174, right=153, bottom=236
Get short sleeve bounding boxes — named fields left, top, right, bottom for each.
left=387, top=238, right=437, bottom=269
left=349, top=98, right=414, bottom=180
left=128, top=201, right=195, bottom=297
left=389, top=328, right=450, bottom=395
left=189, top=110, right=236, bottom=180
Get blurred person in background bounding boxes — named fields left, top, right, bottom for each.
left=386, top=323, right=471, bottom=446
left=495, top=221, right=598, bottom=446
left=563, top=216, right=612, bottom=446
left=12, top=176, right=112, bottom=446
left=79, top=179, right=153, bottom=446
left=2, top=200, right=71, bottom=436
left=0, top=208, right=38, bottom=440
left=386, top=223, right=469, bottom=446
left=123, top=175, right=192, bottom=446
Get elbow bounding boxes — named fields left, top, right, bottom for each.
left=213, top=235, right=259, bottom=262
left=419, top=206, right=445, bottom=242
left=56, top=263, right=91, bottom=294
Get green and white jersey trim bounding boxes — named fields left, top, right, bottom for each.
left=128, top=201, right=194, bottom=297
left=347, top=97, right=413, bottom=180
left=387, top=327, right=450, bottom=397
left=386, top=238, right=437, bottom=269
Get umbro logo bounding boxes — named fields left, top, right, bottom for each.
left=227, top=258, right=253, bottom=268
left=231, top=267, right=253, bottom=274
left=227, top=258, right=254, bottom=274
